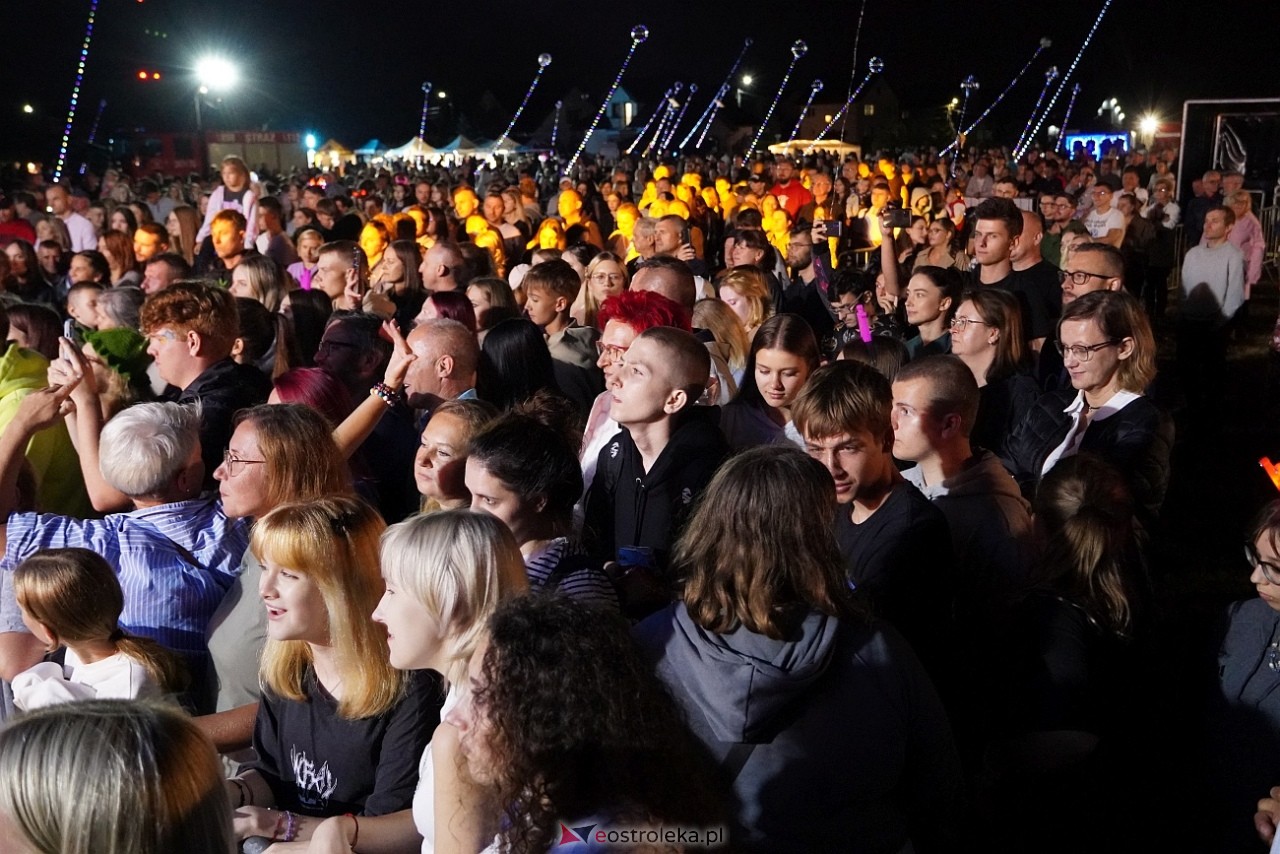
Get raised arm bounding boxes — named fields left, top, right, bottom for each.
left=332, top=321, right=417, bottom=459
left=50, top=337, right=130, bottom=512
left=879, top=211, right=904, bottom=296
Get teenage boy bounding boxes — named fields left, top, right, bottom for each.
left=793, top=360, right=952, bottom=660
left=522, top=258, right=603, bottom=414
left=890, top=356, right=1033, bottom=613
left=583, top=326, right=728, bottom=617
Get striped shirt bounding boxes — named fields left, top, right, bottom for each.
left=0, top=496, right=249, bottom=661
left=525, top=538, right=619, bottom=612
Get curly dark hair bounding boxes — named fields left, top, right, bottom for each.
left=476, top=594, right=725, bottom=852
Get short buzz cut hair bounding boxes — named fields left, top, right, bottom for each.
left=970, top=197, right=1024, bottom=238
left=521, top=258, right=581, bottom=304
left=893, top=355, right=980, bottom=437
left=791, top=360, right=892, bottom=449
left=1071, top=242, right=1124, bottom=278
left=633, top=326, right=710, bottom=408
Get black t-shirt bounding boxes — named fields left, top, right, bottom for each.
left=1005, top=261, right=1063, bottom=342
left=835, top=483, right=953, bottom=665
left=249, top=667, right=441, bottom=817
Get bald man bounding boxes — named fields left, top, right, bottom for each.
left=1007, top=210, right=1062, bottom=352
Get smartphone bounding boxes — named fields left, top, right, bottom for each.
left=820, top=219, right=843, bottom=237
left=884, top=208, right=912, bottom=229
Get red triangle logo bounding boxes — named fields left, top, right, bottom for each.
left=559, top=823, right=584, bottom=844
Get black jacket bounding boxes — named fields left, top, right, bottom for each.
left=583, top=406, right=729, bottom=574
left=165, top=357, right=272, bottom=485
left=1000, top=388, right=1173, bottom=520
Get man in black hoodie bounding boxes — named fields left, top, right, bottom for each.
left=584, top=326, right=728, bottom=617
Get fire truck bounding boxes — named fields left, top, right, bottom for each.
left=116, top=130, right=308, bottom=178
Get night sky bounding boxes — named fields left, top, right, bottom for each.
left=4, top=0, right=1278, bottom=166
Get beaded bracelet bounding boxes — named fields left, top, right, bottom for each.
left=345, top=812, right=360, bottom=850
left=370, top=382, right=404, bottom=408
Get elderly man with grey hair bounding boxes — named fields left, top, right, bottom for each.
left=0, top=393, right=248, bottom=688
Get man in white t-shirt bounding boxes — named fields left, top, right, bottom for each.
left=44, top=184, right=96, bottom=252
left=1082, top=175, right=1125, bottom=248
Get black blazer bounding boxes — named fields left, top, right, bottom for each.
left=1001, top=388, right=1173, bottom=520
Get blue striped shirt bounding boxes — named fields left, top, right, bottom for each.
left=0, top=496, right=250, bottom=661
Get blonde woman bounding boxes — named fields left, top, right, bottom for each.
left=693, top=297, right=750, bottom=384
left=229, top=254, right=288, bottom=312
left=308, top=510, right=529, bottom=853
left=166, top=205, right=201, bottom=266
left=571, top=251, right=629, bottom=328
left=226, top=496, right=440, bottom=844
left=0, top=700, right=236, bottom=854
left=716, top=265, right=773, bottom=340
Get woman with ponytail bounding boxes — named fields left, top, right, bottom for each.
left=11, top=548, right=187, bottom=709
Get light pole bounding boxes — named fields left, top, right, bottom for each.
left=194, top=56, right=238, bottom=131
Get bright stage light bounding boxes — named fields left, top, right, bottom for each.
left=195, top=56, right=238, bottom=91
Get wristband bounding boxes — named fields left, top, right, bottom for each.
left=345, top=812, right=360, bottom=850
left=274, top=810, right=297, bottom=843
left=370, top=382, right=404, bottom=408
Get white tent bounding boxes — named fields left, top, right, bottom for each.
left=385, top=136, right=440, bottom=159
left=769, top=139, right=862, bottom=158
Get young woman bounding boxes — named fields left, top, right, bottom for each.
left=449, top=595, right=725, bottom=853
left=415, top=398, right=497, bottom=514
left=465, top=276, right=519, bottom=333
left=635, top=446, right=962, bottom=851
left=467, top=403, right=618, bottom=610
left=693, top=297, right=750, bottom=385
left=97, top=231, right=139, bottom=287
left=949, top=288, right=1040, bottom=457
left=166, top=205, right=202, bottom=266
left=572, top=251, right=629, bottom=328
left=374, top=239, right=426, bottom=333
left=196, top=155, right=258, bottom=250
left=475, top=318, right=561, bottom=412
left=229, top=254, right=288, bottom=312
left=0, top=700, right=236, bottom=854
left=717, top=265, right=773, bottom=340
left=900, top=265, right=961, bottom=358
left=12, top=547, right=186, bottom=708
left=286, top=226, right=325, bottom=291
left=226, top=496, right=440, bottom=843
left=307, top=510, right=529, bottom=854
left=719, top=314, right=820, bottom=451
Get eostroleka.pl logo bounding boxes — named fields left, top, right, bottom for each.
left=554, top=822, right=727, bottom=849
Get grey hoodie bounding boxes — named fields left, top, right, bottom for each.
left=903, top=450, right=1035, bottom=609
left=635, top=603, right=962, bottom=853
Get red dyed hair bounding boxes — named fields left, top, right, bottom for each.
left=427, top=291, right=478, bottom=332
left=596, top=289, right=691, bottom=334
left=271, top=367, right=355, bottom=427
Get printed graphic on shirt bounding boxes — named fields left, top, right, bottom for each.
left=291, top=745, right=338, bottom=809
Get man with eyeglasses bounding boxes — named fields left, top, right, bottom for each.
left=1036, top=243, right=1124, bottom=390
left=1082, top=175, right=1125, bottom=248
left=782, top=222, right=837, bottom=336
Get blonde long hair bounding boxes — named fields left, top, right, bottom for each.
left=253, top=496, right=402, bottom=719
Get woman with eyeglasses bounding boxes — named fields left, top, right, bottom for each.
left=949, top=288, right=1039, bottom=459
left=1210, top=500, right=1280, bottom=850
left=1002, top=290, right=1172, bottom=523
left=570, top=251, right=628, bottom=328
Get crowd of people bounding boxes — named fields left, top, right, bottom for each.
left=0, top=136, right=1272, bottom=852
